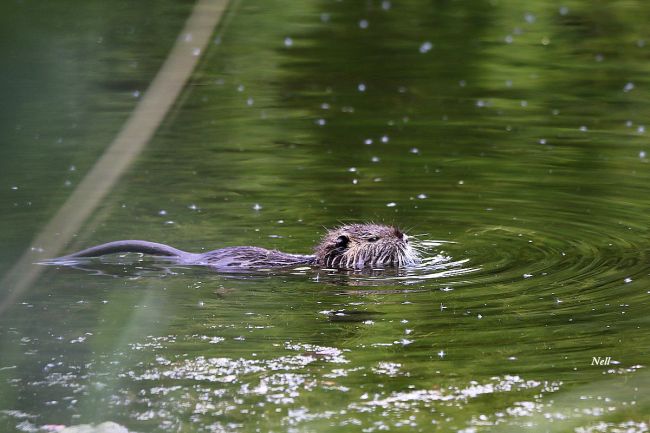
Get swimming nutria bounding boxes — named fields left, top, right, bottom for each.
left=54, top=223, right=418, bottom=270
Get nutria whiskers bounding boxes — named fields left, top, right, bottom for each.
left=52, top=223, right=419, bottom=270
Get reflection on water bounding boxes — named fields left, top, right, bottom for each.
left=2, top=0, right=650, bottom=432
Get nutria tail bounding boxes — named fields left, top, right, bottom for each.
left=61, top=240, right=186, bottom=259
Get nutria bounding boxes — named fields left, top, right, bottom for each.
left=53, top=223, right=418, bottom=270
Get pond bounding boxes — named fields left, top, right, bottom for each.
left=1, top=0, right=649, bottom=432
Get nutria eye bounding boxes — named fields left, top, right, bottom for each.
left=367, top=236, right=379, bottom=242
left=335, top=235, right=349, bottom=248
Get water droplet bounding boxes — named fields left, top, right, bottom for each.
left=419, top=41, right=433, bottom=53
left=284, top=37, right=293, bottom=47
left=524, top=13, right=536, bottom=23
left=158, top=210, right=167, bottom=216
left=386, top=202, right=397, bottom=207
left=381, top=0, right=391, bottom=10
left=359, top=19, right=369, bottom=29
left=623, top=82, right=635, bottom=92
left=237, top=84, right=245, bottom=92
left=559, top=6, right=569, bottom=15
left=357, top=83, right=366, bottom=92
left=579, top=125, right=588, bottom=132
left=315, top=118, right=326, bottom=126
left=364, top=138, right=373, bottom=145
left=371, top=156, right=380, bottom=163
left=595, top=53, right=604, bottom=62
left=520, top=100, right=528, bottom=107
left=69, top=165, right=76, bottom=171
left=381, top=135, right=389, bottom=143
left=320, top=13, right=331, bottom=23
left=132, top=90, right=140, bottom=98
left=624, top=277, right=633, bottom=283
left=417, top=193, right=427, bottom=199
left=410, top=147, right=420, bottom=154
left=320, top=102, right=330, bottom=110
left=252, top=203, right=262, bottom=211
left=539, top=138, right=547, bottom=144
left=458, top=180, right=464, bottom=185
left=639, top=151, right=646, bottom=158
left=348, top=167, right=357, bottom=172
left=505, top=35, right=514, bottom=44
left=188, top=204, right=199, bottom=210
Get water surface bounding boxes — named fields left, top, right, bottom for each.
left=1, top=1, right=650, bottom=432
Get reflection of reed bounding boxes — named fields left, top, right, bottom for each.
left=0, top=0, right=231, bottom=315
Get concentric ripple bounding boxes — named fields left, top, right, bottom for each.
left=312, top=220, right=649, bottom=291
left=453, top=218, right=650, bottom=294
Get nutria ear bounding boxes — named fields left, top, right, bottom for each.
left=335, top=235, right=349, bottom=248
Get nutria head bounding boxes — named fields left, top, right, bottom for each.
left=314, top=223, right=419, bottom=269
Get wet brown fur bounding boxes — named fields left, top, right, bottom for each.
left=313, top=223, right=418, bottom=269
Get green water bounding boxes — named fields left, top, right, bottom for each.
left=2, top=0, right=650, bottom=432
